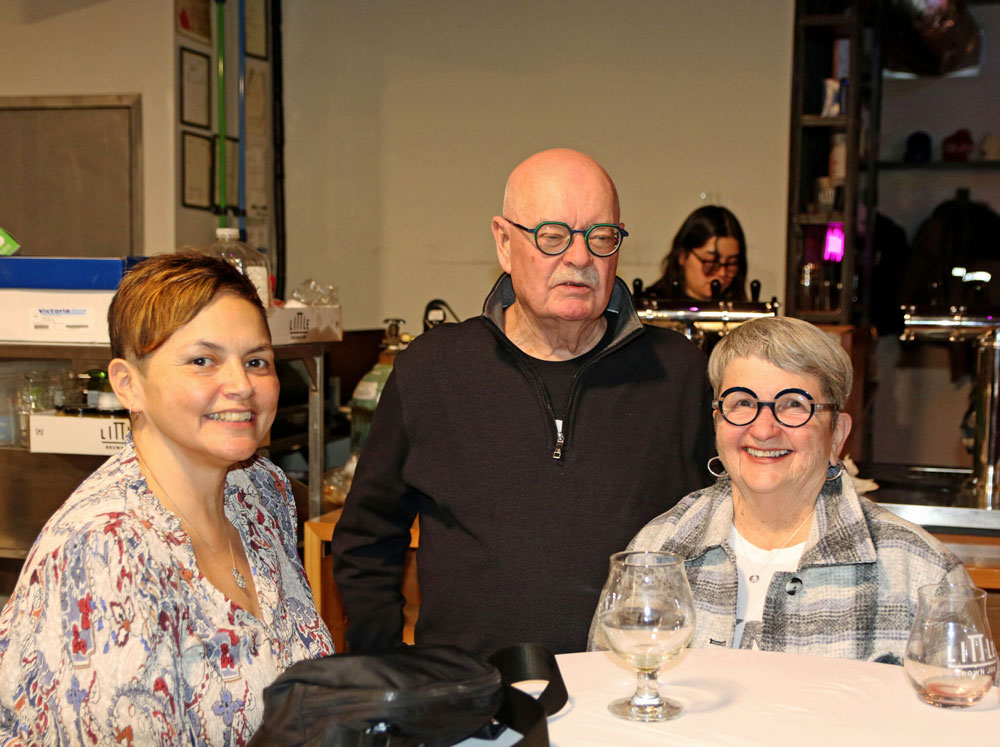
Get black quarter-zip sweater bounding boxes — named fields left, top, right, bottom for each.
left=331, top=275, right=715, bottom=654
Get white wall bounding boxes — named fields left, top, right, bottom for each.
left=283, top=0, right=796, bottom=334
left=0, top=0, right=176, bottom=255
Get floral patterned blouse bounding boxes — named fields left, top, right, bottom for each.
left=0, top=436, right=334, bottom=745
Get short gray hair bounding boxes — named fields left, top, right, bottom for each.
left=707, top=316, right=853, bottom=412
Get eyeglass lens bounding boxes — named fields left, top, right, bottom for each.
left=535, top=223, right=622, bottom=256
left=719, top=390, right=814, bottom=427
left=695, top=251, right=740, bottom=276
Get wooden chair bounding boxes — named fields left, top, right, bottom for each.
left=304, top=508, right=420, bottom=652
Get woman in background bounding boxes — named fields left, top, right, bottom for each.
left=645, top=205, right=748, bottom=302
left=0, top=253, right=333, bottom=744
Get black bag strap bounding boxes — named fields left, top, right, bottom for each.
left=487, top=643, right=568, bottom=746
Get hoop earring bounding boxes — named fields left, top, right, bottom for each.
left=707, top=455, right=728, bottom=478
left=826, top=462, right=845, bottom=482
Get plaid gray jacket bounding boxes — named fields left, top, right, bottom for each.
left=589, top=475, right=969, bottom=664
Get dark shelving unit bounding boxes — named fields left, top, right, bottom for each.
left=785, top=0, right=882, bottom=325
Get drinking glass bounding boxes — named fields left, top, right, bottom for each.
left=598, top=550, right=695, bottom=721
left=904, top=583, right=998, bottom=708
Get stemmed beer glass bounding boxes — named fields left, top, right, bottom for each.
left=597, top=550, right=696, bottom=721
left=904, top=583, right=998, bottom=708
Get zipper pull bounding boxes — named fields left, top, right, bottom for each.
left=552, top=431, right=565, bottom=460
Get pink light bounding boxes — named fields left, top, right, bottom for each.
left=824, top=222, right=845, bottom=262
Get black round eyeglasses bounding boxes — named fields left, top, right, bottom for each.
left=713, top=386, right=837, bottom=428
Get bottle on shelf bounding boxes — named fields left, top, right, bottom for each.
left=205, top=227, right=271, bottom=307
left=16, top=371, right=48, bottom=448
left=85, top=368, right=107, bottom=410
left=323, top=319, right=412, bottom=509
left=797, top=263, right=818, bottom=312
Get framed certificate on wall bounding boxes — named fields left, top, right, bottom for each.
left=246, top=0, right=269, bottom=59
left=182, top=131, right=214, bottom=210
left=180, top=48, right=211, bottom=129
left=177, top=0, right=212, bottom=44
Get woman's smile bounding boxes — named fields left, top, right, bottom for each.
left=744, top=446, right=791, bottom=459
left=205, top=410, right=255, bottom=423
left=716, top=356, right=848, bottom=501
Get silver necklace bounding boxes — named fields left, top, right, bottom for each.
left=136, top=450, right=248, bottom=590
left=734, top=509, right=813, bottom=584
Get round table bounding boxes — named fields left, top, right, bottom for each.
left=465, top=646, right=999, bottom=746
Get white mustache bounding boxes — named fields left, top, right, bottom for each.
left=550, top=267, right=600, bottom=288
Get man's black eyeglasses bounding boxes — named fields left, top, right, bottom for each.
left=505, top=218, right=627, bottom=257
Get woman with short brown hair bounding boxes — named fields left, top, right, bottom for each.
left=0, top=253, right=333, bottom=744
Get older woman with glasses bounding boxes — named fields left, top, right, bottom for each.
left=590, top=316, right=968, bottom=664
left=645, top=205, right=747, bottom=302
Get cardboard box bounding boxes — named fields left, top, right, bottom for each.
left=0, top=288, right=117, bottom=343
left=268, top=305, right=342, bottom=345
left=0, top=256, right=142, bottom=344
left=0, top=256, right=143, bottom=290
left=0, top=288, right=342, bottom=346
left=29, top=411, right=130, bottom=455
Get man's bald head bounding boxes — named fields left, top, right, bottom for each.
left=491, top=148, right=623, bottom=345
left=501, top=148, right=620, bottom=224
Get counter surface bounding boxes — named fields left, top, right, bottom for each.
left=860, top=462, right=1000, bottom=533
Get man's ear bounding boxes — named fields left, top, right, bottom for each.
left=108, top=358, right=142, bottom=412
left=492, top=216, right=512, bottom=274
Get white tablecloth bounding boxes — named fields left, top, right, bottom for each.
left=466, top=647, right=998, bottom=746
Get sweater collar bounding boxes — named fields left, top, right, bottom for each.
left=670, top=471, right=878, bottom=567
left=480, top=273, right=643, bottom=349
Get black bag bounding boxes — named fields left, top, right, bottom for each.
left=250, top=643, right=567, bottom=747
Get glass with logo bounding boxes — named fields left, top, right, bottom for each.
left=904, top=583, right=997, bottom=708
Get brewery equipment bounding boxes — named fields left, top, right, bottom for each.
left=633, top=278, right=780, bottom=350
left=902, top=304, right=1000, bottom=510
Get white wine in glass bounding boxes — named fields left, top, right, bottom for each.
left=598, top=550, right=695, bottom=721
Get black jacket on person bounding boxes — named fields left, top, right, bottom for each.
left=331, top=275, right=715, bottom=655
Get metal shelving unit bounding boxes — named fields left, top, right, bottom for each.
left=0, top=340, right=332, bottom=559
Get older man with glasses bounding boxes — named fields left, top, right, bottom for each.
left=332, top=148, right=715, bottom=655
